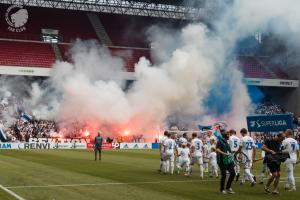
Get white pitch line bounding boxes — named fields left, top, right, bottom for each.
left=5, top=180, right=208, bottom=189
left=5, top=177, right=300, bottom=189
left=0, top=185, right=26, bottom=200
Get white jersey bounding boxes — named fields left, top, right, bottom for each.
left=175, top=138, right=180, bottom=149
left=179, top=137, right=188, bottom=146
left=282, top=137, right=299, bottom=161
left=205, top=135, right=217, bottom=145
left=209, top=152, right=217, bottom=165
left=160, top=136, right=168, bottom=151
left=191, top=138, right=203, bottom=157
left=163, top=138, right=176, bottom=154
left=178, top=147, right=190, bottom=160
left=229, top=135, right=240, bottom=152
left=240, top=136, right=255, bottom=160
left=160, top=136, right=168, bottom=144
left=202, top=144, right=210, bottom=162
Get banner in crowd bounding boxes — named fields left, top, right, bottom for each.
left=29, top=138, right=90, bottom=143
left=119, top=143, right=152, bottom=149
left=0, top=142, right=151, bottom=149
left=87, top=142, right=119, bottom=149
left=0, top=142, right=87, bottom=149
left=247, top=114, right=293, bottom=132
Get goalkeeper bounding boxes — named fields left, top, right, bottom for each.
left=94, top=131, right=103, bottom=161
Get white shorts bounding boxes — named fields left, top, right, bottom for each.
left=285, top=158, right=297, bottom=165
left=162, top=151, right=174, bottom=161
left=210, top=162, right=218, bottom=169
left=178, top=157, right=190, bottom=167
left=285, top=158, right=296, bottom=172
left=244, top=160, right=253, bottom=169
left=190, top=156, right=203, bottom=165
left=203, top=157, right=209, bottom=163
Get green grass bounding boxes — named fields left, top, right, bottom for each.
left=0, top=149, right=299, bottom=200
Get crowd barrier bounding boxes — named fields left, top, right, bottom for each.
left=0, top=142, right=152, bottom=150
left=87, top=142, right=119, bottom=149
left=0, top=142, right=87, bottom=149
left=2, top=142, right=295, bottom=150
left=119, top=143, right=152, bottom=149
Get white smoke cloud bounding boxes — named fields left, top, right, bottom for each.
left=29, top=23, right=242, bottom=139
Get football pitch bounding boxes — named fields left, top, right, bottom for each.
left=0, top=149, right=299, bottom=200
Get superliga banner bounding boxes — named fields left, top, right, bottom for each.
left=247, top=114, right=293, bottom=132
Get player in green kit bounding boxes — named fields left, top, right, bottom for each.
left=94, top=131, right=103, bottom=161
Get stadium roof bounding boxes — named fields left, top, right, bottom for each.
left=0, top=0, right=209, bottom=20
left=126, top=0, right=205, bottom=7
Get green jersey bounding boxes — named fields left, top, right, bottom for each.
left=94, top=136, right=103, bottom=147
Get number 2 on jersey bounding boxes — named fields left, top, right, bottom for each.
left=245, top=142, right=253, bottom=150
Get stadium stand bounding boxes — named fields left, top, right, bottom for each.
left=257, top=57, right=290, bottom=79
left=238, top=56, right=276, bottom=79
left=0, top=40, right=56, bottom=67
left=0, top=4, right=290, bottom=78
left=0, top=4, right=185, bottom=47
left=98, top=13, right=187, bottom=47
left=59, top=44, right=151, bottom=72
left=109, top=47, right=151, bottom=72
left=273, top=68, right=289, bottom=79
left=0, top=5, right=98, bottom=42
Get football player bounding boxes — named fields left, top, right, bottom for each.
left=190, top=132, right=204, bottom=178
left=282, top=129, right=299, bottom=192
left=239, top=128, right=256, bottom=186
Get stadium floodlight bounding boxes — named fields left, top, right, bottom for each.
left=0, top=0, right=210, bottom=20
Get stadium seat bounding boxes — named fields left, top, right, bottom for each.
left=256, top=57, right=290, bottom=79
left=109, top=47, right=151, bottom=72
left=0, top=40, right=56, bottom=67
left=98, top=13, right=187, bottom=47
left=58, top=44, right=151, bottom=72
left=238, top=56, right=276, bottom=79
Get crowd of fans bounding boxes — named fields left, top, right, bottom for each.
left=4, top=119, right=57, bottom=142
left=1, top=94, right=300, bottom=143
left=255, top=102, right=284, bottom=115
left=1, top=95, right=57, bottom=142
left=254, top=130, right=300, bottom=144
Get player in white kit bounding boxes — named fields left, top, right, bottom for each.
left=179, top=133, right=188, bottom=146
left=203, top=140, right=210, bottom=173
left=209, top=147, right=218, bottom=178
left=239, top=128, right=256, bottom=186
left=159, top=131, right=169, bottom=173
left=282, top=129, right=299, bottom=192
left=228, top=129, right=241, bottom=181
left=162, top=132, right=176, bottom=174
left=177, top=143, right=191, bottom=176
left=190, top=132, right=204, bottom=178
left=174, top=133, right=181, bottom=174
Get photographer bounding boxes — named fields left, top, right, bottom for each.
left=262, top=133, right=285, bottom=194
